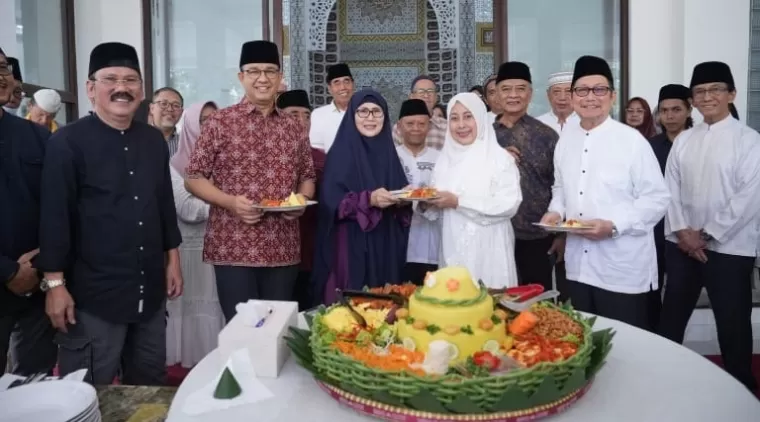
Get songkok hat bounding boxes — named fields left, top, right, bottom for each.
left=690, top=61, right=735, bottom=91
left=398, top=99, right=430, bottom=119
left=658, top=84, right=691, bottom=104
left=571, top=55, right=613, bottom=88
left=277, top=89, right=311, bottom=110
left=32, top=89, right=62, bottom=114
left=496, top=62, right=532, bottom=85
left=88, top=42, right=140, bottom=77
left=7, top=57, right=22, bottom=82
left=547, top=71, right=573, bottom=87
left=327, top=63, right=352, bottom=83
left=239, top=41, right=280, bottom=68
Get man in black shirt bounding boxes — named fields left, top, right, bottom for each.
left=0, top=47, right=56, bottom=376
left=37, top=42, right=183, bottom=385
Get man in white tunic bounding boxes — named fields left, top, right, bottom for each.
left=541, top=56, right=670, bottom=329
left=395, top=99, right=440, bottom=284
left=309, top=63, right=354, bottom=152
left=536, top=71, right=579, bottom=135
left=660, top=61, right=760, bottom=392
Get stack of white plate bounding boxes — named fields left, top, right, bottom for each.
left=0, top=380, right=101, bottom=422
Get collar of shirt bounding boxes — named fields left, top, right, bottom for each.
left=579, top=115, right=613, bottom=134
left=238, top=97, right=283, bottom=117
left=700, top=114, right=736, bottom=132
left=493, top=113, right=528, bottom=129
left=330, top=101, right=347, bottom=113
left=398, top=143, right=429, bottom=158
left=92, top=112, right=137, bottom=134
left=548, top=110, right=578, bottom=124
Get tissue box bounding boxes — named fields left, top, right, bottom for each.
left=217, top=300, right=298, bottom=378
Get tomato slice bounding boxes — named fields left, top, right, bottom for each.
left=473, top=351, right=500, bottom=370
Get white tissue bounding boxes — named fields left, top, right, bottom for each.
left=235, top=300, right=269, bottom=327
left=182, top=349, right=274, bottom=415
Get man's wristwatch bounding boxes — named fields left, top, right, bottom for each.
left=610, top=225, right=620, bottom=239
left=700, top=230, right=714, bottom=242
left=40, top=278, right=65, bottom=292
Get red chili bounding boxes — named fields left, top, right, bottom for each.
left=504, top=284, right=544, bottom=301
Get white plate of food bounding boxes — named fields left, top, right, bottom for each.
left=390, top=187, right=440, bottom=202
left=252, top=193, right=317, bottom=212
left=532, top=220, right=593, bottom=233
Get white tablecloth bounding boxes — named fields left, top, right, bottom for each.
left=166, top=315, right=760, bottom=422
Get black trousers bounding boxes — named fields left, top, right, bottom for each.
left=214, top=265, right=299, bottom=322
left=648, top=229, right=667, bottom=333
left=294, top=270, right=312, bottom=312
left=57, top=306, right=166, bottom=386
left=403, top=263, right=438, bottom=286
left=564, top=278, right=650, bottom=330
left=514, top=236, right=568, bottom=299
left=0, top=302, right=57, bottom=376
left=658, top=243, right=757, bottom=392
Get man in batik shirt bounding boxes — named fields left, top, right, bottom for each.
left=493, top=61, right=564, bottom=294
left=186, top=41, right=316, bottom=321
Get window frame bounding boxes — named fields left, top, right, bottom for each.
left=141, top=0, right=278, bottom=95
left=18, top=0, right=78, bottom=123
left=141, top=0, right=628, bottom=105
left=496, top=0, right=629, bottom=106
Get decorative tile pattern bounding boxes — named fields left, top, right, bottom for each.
left=344, top=0, right=418, bottom=35
left=308, top=0, right=337, bottom=50
left=458, top=0, right=477, bottom=90
left=352, top=66, right=424, bottom=119
left=428, top=0, right=457, bottom=49
left=424, top=1, right=457, bottom=103
left=293, top=0, right=472, bottom=106
left=309, top=5, right=340, bottom=107
left=474, top=53, right=494, bottom=87
left=474, top=0, right=492, bottom=22
left=340, top=41, right=426, bottom=62
left=289, top=0, right=309, bottom=91
left=283, top=0, right=290, bottom=25
left=339, top=0, right=424, bottom=41
left=283, top=55, right=292, bottom=89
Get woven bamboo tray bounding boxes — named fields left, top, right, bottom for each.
left=286, top=302, right=614, bottom=416
left=317, top=378, right=593, bottom=422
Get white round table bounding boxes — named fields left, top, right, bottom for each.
left=166, top=315, right=760, bottom=422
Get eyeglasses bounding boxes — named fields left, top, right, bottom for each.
left=412, top=88, right=437, bottom=96
left=572, top=86, right=612, bottom=97
left=692, top=86, right=729, bottom=99
left=0, top=63, right=12, bottom=77
left=12, top=87, right=24, bottom=99
left=356, top=108, right=384, bottom=118
left=90, top=77, right=142, bottom=88
left=153, top=100, right=183, bottom=111
left=243, top=68, right=279, bottom=79
left=625, top=108, right=645, bottom=114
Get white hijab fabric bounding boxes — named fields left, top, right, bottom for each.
left=434, top=92, right=511, bottom=197
left=429, top=92, right=521, bottom=288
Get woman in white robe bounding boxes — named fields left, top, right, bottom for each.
left=421, top=93, right=522, bottom=288
left=166, top=101, right=225, bottom=368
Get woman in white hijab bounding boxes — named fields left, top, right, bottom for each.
left=422, top=92, right=522, bottom=288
